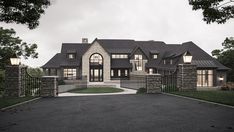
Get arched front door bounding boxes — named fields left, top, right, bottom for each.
left=89, top=53, right=103, bottom=82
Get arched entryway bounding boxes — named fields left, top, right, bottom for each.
left=89, top=53, right=103, bottom=82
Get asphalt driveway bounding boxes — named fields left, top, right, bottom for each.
left=0, top=94, right=234, bottom=132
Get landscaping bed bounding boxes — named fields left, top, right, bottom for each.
left=0, top=96, right=37, bottom=109
left=68, top=87, right=124, bottom=93
left=170, top=91, right=234, bottom=106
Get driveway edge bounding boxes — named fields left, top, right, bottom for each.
left=0, top=97, right=41, bottom=111
left=162, top=92, right=234, bottom=109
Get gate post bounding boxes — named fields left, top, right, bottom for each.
left=177, top=64, right=197, bottom=91
left=41, top=76, right=58, bottom=97
left=4, top=65, right=26, bottom=97
left=146, top=74, right=161, bottom=94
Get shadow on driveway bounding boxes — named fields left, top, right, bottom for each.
left=0, top=94, right=234, bottom=132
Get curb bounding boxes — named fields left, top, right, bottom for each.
left=0, top=97, right=41, bottom=111
left=162, top=92, right=234, bottom=109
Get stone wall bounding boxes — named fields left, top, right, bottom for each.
left=82, top=41, right=111, bottom=82
left=4, top=66, right=26, bottom=97
left=146, top=74, right=161, bottom=93
left=177, top=64, right=197, bottom=91
left=41, top=76, right=58, bottom=97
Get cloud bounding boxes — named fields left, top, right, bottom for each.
left=1, top=0, right=234, bottom=67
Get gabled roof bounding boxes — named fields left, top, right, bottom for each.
left=42, top=39, right=229, bottom=71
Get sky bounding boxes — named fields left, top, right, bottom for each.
left=1, top=0, right=234, bottom=68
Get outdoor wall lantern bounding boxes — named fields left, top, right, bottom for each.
left=183, top=51, right=193, bottom=64
left=219, top=76, right=224, bottom=81
left=10, top=53, right=21, bottom=65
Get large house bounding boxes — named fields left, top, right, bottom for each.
left=42, top=38, right=229, bottom=88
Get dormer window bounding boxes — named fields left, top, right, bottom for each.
left=152, top=54, right=158, bottom=59
left=68, top=54, right=75, bottom=59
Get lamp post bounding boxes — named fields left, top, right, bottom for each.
left=183, top=51, right=193, bottom=64
left=10, top=54, right=21, bottom=66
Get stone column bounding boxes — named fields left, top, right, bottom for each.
left=41, top=76, right=58, bottom=97
left=4, top=65, right=26, bottom=97
left=177, top=64, right=197, bottom=91
left=146, top=74, right=161, bottom=93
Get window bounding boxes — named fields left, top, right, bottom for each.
left=68, top=54, right=75, bottom=59
left=152, top=54, right=158, bottom=59
left=125, top=70, right=128, bottom=76
left=197, top=70, right=213, bottom=87
left=149, top=68, right=153, bottom=74
left=112, top=54, right=128, bottom=59
left=90, top=54, right=103, bottom=64
left=111, top=70, right=114, bottom=77
left=134, top=54, right=143, bottom=71
left=170, top=59, right=173, bottom=65
left=118, top=70, right=121, bottom=77
left=163, top=60, right=166, bottom=64
left=64, top=68, right=76, bottom=80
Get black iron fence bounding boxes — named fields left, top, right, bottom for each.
left=21, top=68, right=41, bottom=96
left=161, top=72, right=178, bottom=92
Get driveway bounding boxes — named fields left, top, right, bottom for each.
left=0, top=94, right=234, bottom=132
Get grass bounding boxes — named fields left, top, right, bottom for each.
left=170, top=91, right=234, bottom=106
left=68, top=87, right=124, bottom=93
left=0, top=96, right=37, bottom=109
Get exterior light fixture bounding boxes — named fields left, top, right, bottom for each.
left=183, top=51, right=193, bottom=64
left=219, top=76, right=224, bottom=81
left=10, top=53, right=21, bottom=65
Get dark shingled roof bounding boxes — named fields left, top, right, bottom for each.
left=111, top=59, right=132, bottom=68
left=42, top=39, right=229, bottom=71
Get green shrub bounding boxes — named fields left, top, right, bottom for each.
left=0, top=70, right=5, bottom=96
left=137, top=87, right=147, bottom=94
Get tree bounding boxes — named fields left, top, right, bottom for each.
left=0, top=0, right=50, bottom=29
left=27, top=67, right=43, bottom=77
left=0, top=27, right=38, bottom=69
left=188, top=0, right=234, bottom=24
left=212, top=37, right=234, bottom=81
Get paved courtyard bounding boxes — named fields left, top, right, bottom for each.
left=0, top=94, right=234, bottom=132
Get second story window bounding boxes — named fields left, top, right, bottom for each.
left=152, top=54, right=158, bottom=59
left=170, top=59, right=173, bottom=65
left=134, top=54, right=143, bottom=71
left=112, top=54, right=128, bottom=59
left=68, top=54, right=75, bottom=59
left=163, top=59, right=166, bottom=64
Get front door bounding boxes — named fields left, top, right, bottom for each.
left=89, top=53, right=103, bottom=82
left=90, top=68, right=103, bottom=82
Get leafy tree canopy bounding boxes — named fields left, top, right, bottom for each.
left=0, top=27, right=38, bottom=69
left=0, top=0, right=50, bottom=29
left=189, top=0, right=234, bottom=24
left=212, top=37, right=234, bottom=81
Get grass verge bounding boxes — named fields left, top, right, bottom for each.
left=170, top=91, right=234, bottom=106
left=68, top=87, right=124, bottom=93
left=0, top=96, right=36, bottom=109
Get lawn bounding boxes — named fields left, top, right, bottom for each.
left=0, top=96, right=37, bottom=109
left=170, top=91, right=234, bottom=106
left=68, top=87, right=124, bottom=93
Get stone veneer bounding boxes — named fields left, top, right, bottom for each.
left=40, top=76, right=58, bottom=97
left=4, top=66, right=26, bottom=97
left=82, top=41, right=111, bottom=82
left=146, top=74, right=161, bottom=93
left=177, top=64, right=197, bottom=91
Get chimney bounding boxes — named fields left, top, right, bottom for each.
left=82, top=38, right=88, bottom=43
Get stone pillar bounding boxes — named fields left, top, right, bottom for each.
left=146, top=74, right=161, bottom=93
left=41, top=76, right=58, bottom=97
left=4, top=66, right=26, bottom=97
left=177, top=64, right=197, bottom=91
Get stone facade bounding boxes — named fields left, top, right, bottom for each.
left=177, top=64, right=197, bottom=91
left=41, top=76, right=58, bottom=97
left=4, top=66, right=26, bottom=97
left=146, top=74, right=161, bottom=93
left=82, top=41, right=111, bottom=82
